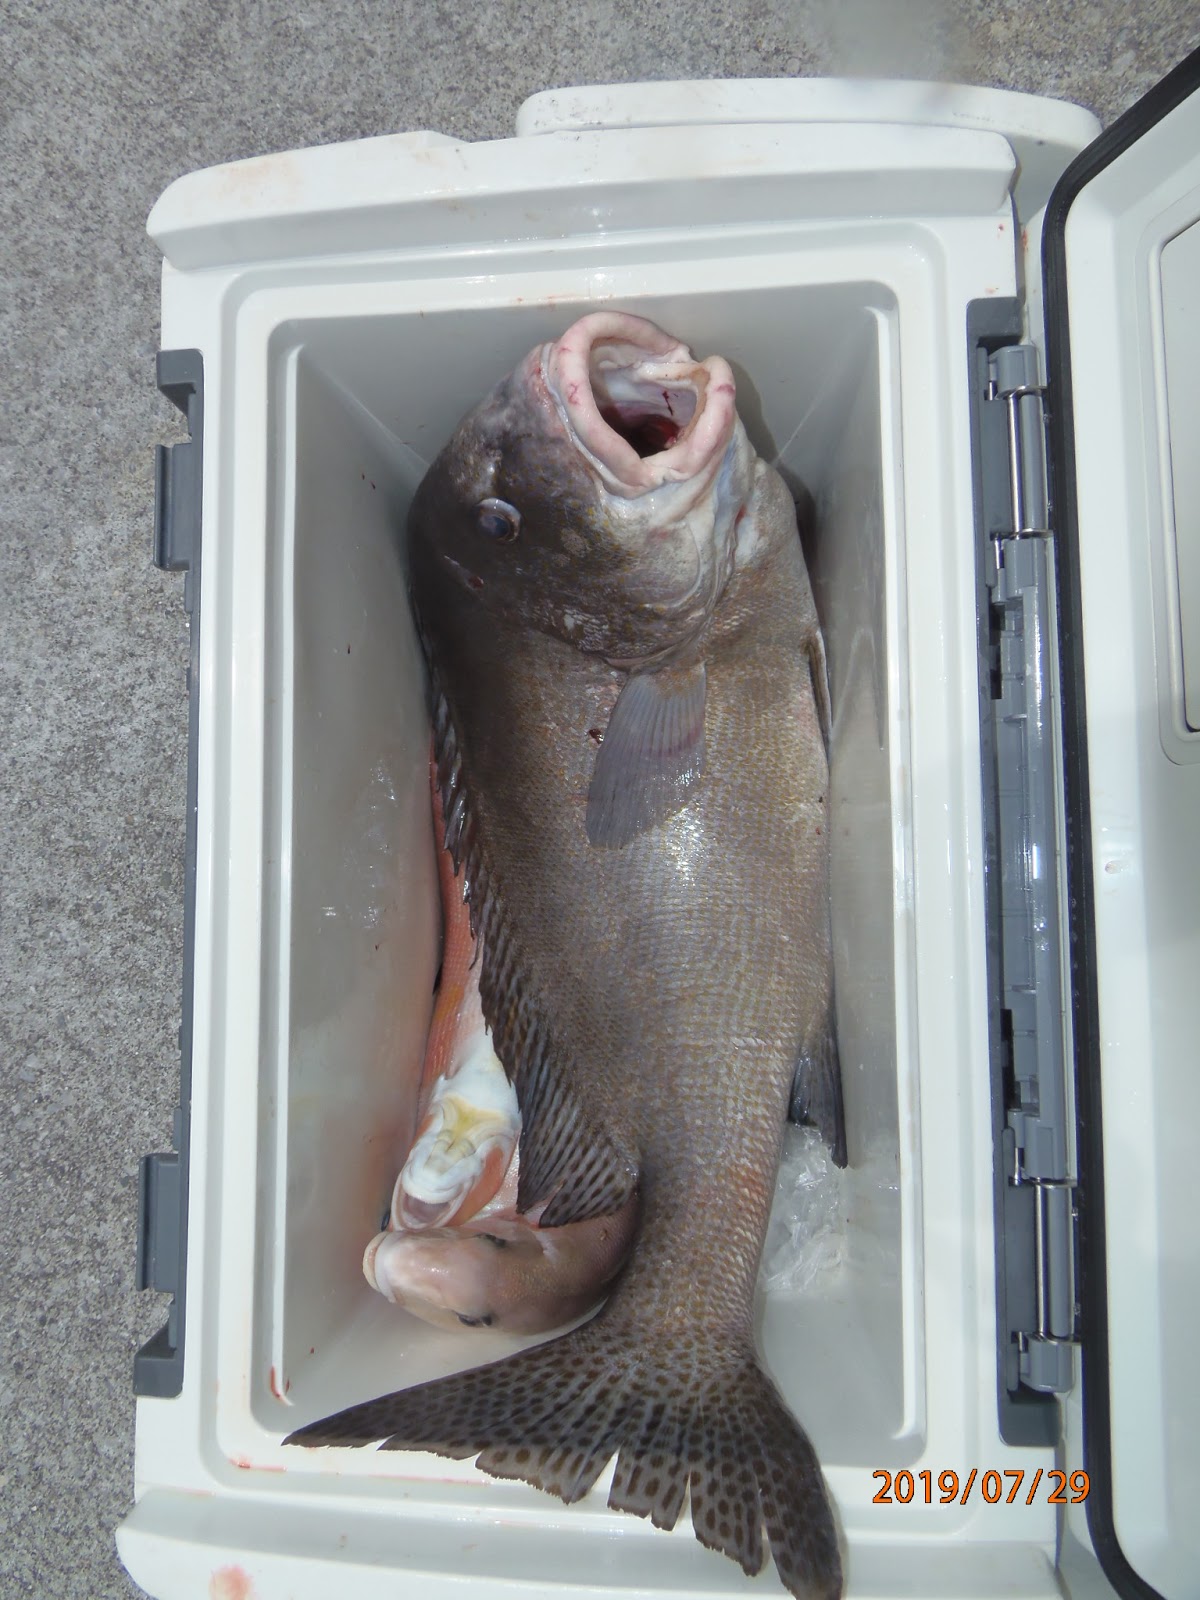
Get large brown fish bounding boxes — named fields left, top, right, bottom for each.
left=287, top=312, right=845, bottom=1599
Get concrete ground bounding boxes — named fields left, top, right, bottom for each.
left=2, top=3, right=1197, bottom=1597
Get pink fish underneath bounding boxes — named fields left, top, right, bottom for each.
left=365, top=1178, right=637, bottom=1334
left=390, top=755, right=519, bottom=1232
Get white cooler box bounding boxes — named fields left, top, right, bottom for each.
left=121, top=57, right=1200, bottom=1600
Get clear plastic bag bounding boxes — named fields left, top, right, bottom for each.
left=760, top=1124, right=848, bottom=1295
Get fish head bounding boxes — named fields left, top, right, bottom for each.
left=408, top=312, right=755, bottom=664
left=363, top=1221, right=542, bottom=1333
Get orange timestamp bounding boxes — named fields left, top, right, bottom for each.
left=872, top=1467, right=1090, bottom=1506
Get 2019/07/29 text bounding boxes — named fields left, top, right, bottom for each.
left=872, top=1468, right=1090, bottom=1506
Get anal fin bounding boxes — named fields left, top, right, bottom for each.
left=506, top=1021, right=638, bottom=1228
left=426, top=669, right=637, bottom=1232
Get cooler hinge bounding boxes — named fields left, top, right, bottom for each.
left=987, top=343, right=1077, bottom=1395
left=969, top=313, right=1078, bottom=1439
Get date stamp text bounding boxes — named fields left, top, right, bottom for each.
left=872, top=1468, right=1090, bottom=1506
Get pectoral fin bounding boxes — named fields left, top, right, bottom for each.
left=586, top=662, right=706, bottom=849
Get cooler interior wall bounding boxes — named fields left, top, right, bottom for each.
left=258, top=284, right=917, bottom=1471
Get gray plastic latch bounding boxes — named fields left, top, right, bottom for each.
left=137, top=1150, right=181, bottom=1294
left=136, top=349, right=204, bottom=1401
left=154, top=350, right=203, bottom=575
left=968, top=307, right=1078, bottom=1442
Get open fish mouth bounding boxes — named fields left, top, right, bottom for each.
left=544, top=312, right=737, bottom=495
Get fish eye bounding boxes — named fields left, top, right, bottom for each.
left=476, top=498, right=520, bottom=543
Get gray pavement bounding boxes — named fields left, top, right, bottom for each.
left=2, top=2, right=1197, bottom=1596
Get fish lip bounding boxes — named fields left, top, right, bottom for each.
left=363, top=1231, right=390, bottom=1296
left=543, top=312, right=737, bottom=498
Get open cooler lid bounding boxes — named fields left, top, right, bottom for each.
left=1043, top=43, right=1200, bottom=1600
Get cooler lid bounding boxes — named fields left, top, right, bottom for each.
left=1043, top=45, right=1200, bottom=1600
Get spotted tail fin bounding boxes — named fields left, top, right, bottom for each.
left=285, top=1317, right=842, bottom=1599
